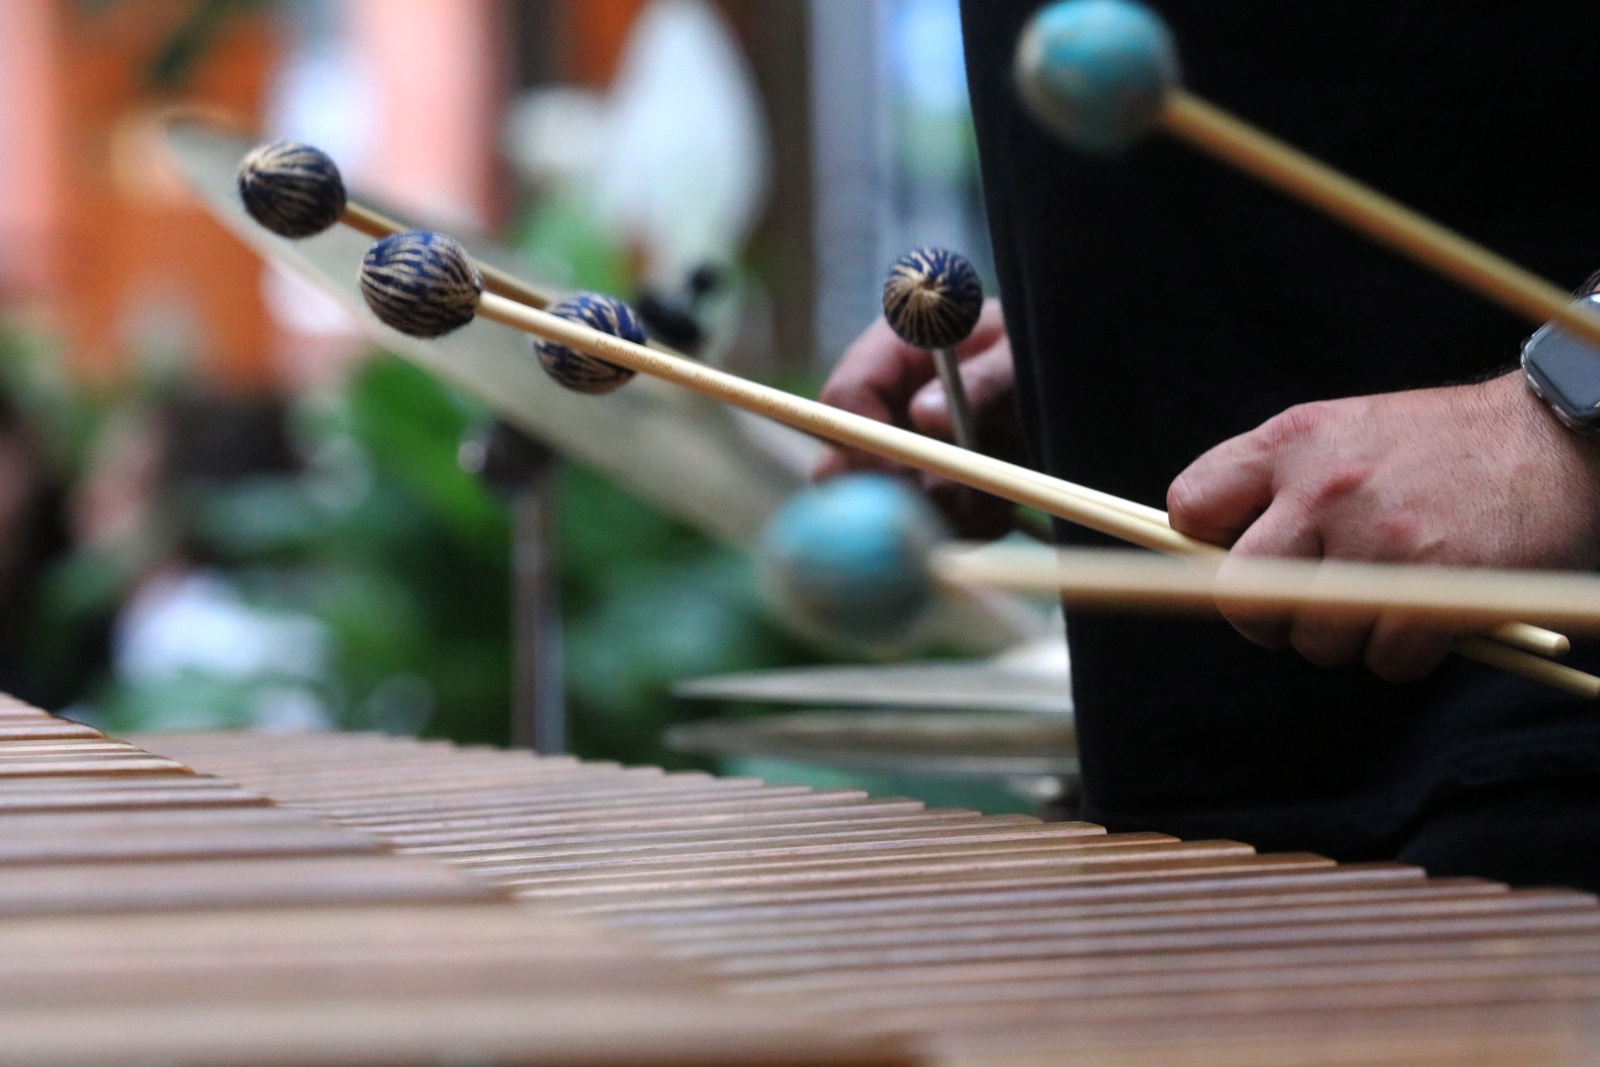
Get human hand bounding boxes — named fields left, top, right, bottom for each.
left=815, top=299, right=1020, bottom=538
left=1168, top=372, right=1600, bottom=681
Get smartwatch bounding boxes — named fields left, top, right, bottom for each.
left=1522, top=293, right=1600, bottom=435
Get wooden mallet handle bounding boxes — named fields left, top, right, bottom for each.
left=1160, top=91, right=1600, bottom=349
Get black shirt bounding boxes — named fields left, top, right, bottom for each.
left=961, top=0, right=1600, bottom=857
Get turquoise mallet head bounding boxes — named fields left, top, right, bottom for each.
left=1015, top=0, right=1179, bottom=153
left=759, top=474, right=944, bottom=648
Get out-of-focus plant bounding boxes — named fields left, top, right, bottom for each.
left=145, top=0, right=270, bottom=88
left=174, top=355, right=514, bottom=743
left=3, top=313, right=822, bottom=766
left=0, top=322, right=517, bottom=740
left=120, top=350, right=824, bottom=764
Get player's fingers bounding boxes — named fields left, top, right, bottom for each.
left=1288, top=612, right=1374, bottom=668
left=813, top=447, right=857, bottom=481
left=1212, top=498, right=1323, bottom=650
left=960, top=343, right=1016, bottom=413
left=1363, top=613, right=1457, bottom=683
left=812, top=445, right=911, bottom=483
left=952, top=298, right=1007, bottom=357
left=817, top=317, right=938, bottom=476
left=819, top=317, right=933, bottom=424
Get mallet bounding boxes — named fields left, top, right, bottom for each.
left=237, top=140, right=558, bottom=310
left=881, top=247, right=986, bottom=450
left=1014, top=0, right=1600, bottom=349
left=241, top=141, right=1481, bottom=594
left=759, top=473, right=945, bottom=648
left=762, top=478, right=1600, bottom=698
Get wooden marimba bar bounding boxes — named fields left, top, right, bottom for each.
left=0, top=695, right=893, bottom=1067
left=5, top=689, right=1600, bottom=1064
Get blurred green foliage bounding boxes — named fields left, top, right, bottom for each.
left=511, top=189, right=636, bottom=300
left=170, top=352, right=817, bottom=764
left=146, top=0, right=269, bottom=88
left=558, top=462, right=813, bottom=767
left=91, top=355, right=516, bottom=742
left=2, top=316, right=823, bottom=766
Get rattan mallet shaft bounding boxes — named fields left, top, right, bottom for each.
left=1159, top=91, right=1600, bottom=349
left=937, top=545, right=1600, bottom=697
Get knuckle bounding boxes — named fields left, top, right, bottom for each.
left=1289, top=613, right=1369, bottom=668
left=1364, top=628, right=1449, bottom=683
left=820, top=372, right=865, bottom=410
left=1371, top=517, right=1419, bottom=557
left=1366, top=516, right=1443, bottom=561
left=1304, top=466, right=1371, bottom=511
left=1268, top=402, right=1331, bottom=445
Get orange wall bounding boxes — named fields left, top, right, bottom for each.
left=0, top=0, right=64, bottom=301
left=8, top=1, right=625, bottom=391
left=562, top=0, right=649, bottom=87
left=29, top=1, right=279, bottom=392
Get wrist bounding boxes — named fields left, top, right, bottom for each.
left=1483, top=370, right=1600, bottom=555
left=1490, top=368, right=1598, bottom=449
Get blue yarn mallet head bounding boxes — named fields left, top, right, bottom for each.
left=534, top=294, right=644, bottom=395
left=1014, top=0, right=1180, bottom=154
left=882, top=247, right=985, bottom=350
left=358, top=231, right=484, bottom=338
left=237, top=141, right=348, bottom=238
left=759, top=474, right=944, bottom=647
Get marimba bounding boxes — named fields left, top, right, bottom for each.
left=5, top=691, right=1600, bottom=1065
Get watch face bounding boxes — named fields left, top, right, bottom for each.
left=1523, top=297, right=1600, bottom=429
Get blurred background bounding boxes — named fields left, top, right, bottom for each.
left=0, top=0, right=1054, bottom=809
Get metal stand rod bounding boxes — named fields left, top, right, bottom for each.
left=463, top=421, right=567, bottom=755
left=510, top=466, right=565, bottom=754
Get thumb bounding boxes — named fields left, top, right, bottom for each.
left=1168, top=430, right=1281, bottom=547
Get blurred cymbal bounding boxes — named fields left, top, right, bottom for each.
left=671, top=658, right=1071, bottom=714
left=665, top=709, right=1077, bottom=780
left=163, top=118, right=806, bottom=548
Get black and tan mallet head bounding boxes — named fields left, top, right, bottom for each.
left=882, top=247, right=985, bottom=449
left=237, top=140, right=348, bottom=239
left=532, top=294, right=643, bottom=395
left=359, top=231, right=484, bottom=338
